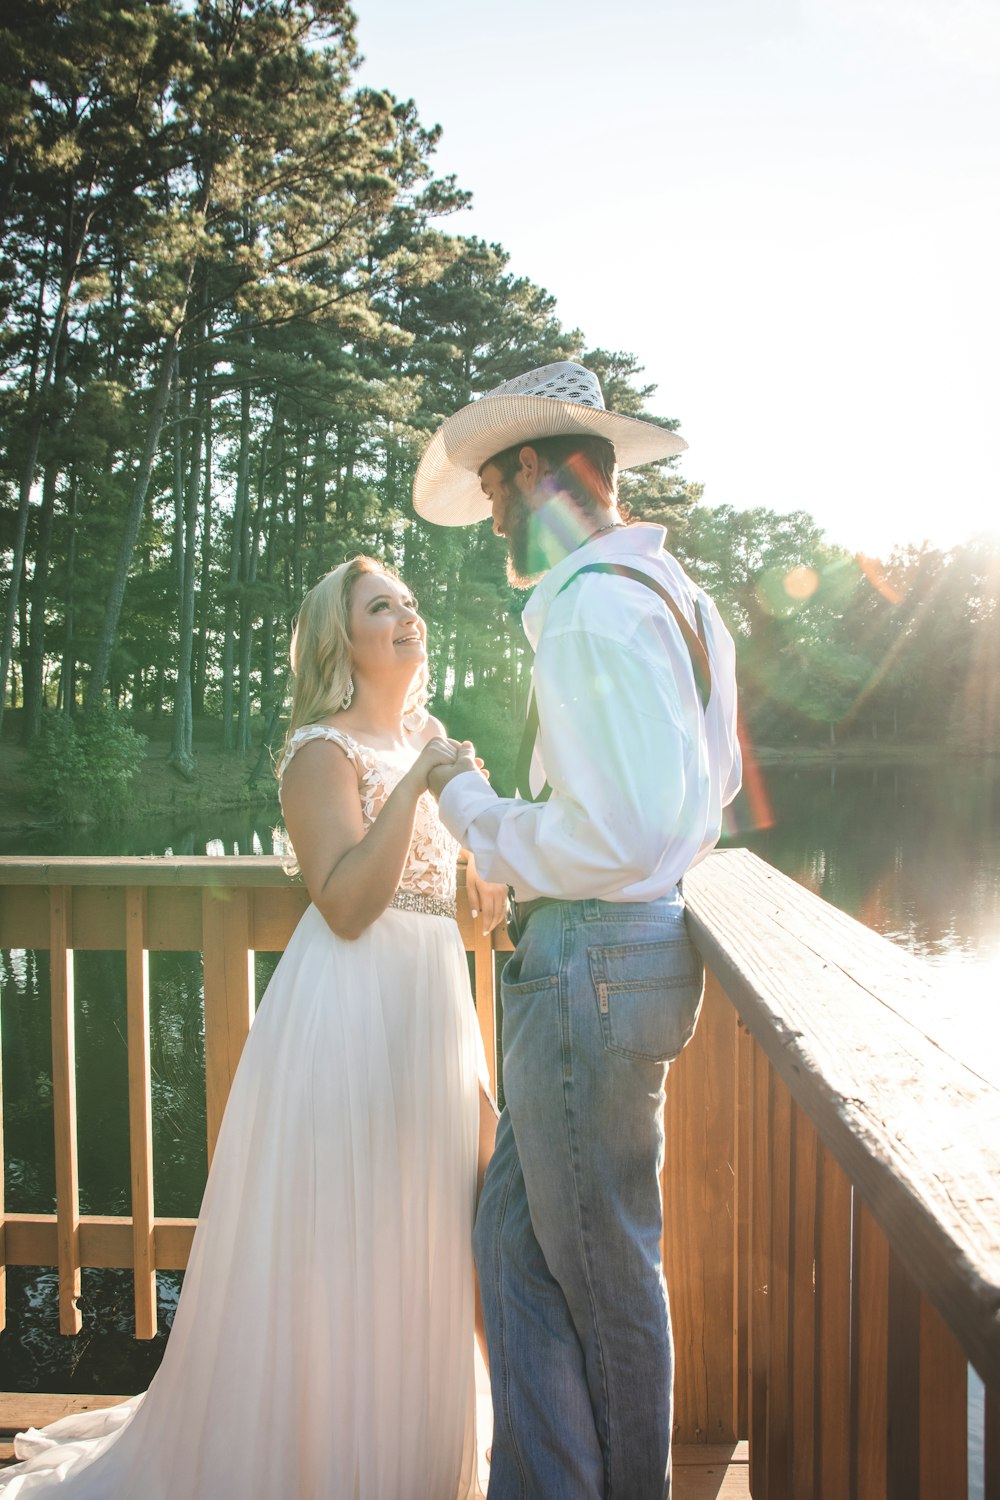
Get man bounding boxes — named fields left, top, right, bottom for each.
left=415, top=362, right=741, bottom=1499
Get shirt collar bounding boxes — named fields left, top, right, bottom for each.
left=521, top=522, right=668, bottom=649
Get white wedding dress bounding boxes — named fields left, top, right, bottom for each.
left=0, top=726, right=488, bottom=1499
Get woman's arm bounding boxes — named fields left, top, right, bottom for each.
left=280, top=736, right=454, bottom=940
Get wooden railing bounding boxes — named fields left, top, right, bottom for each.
left=0, top=850, right=997, bottom=1499
left=678, top=851, right=999, bottom=1500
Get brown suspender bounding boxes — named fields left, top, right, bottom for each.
left=514, top=563, right=712, bottom=804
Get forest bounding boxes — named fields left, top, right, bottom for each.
left=2, top=0, right=997, bottom=808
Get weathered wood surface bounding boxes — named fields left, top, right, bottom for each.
left=684, top=847, right=1000, bottom=1392
left=674, top=1443, right=750, bottom=1499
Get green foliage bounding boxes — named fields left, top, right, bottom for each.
left=435, top=686, right=523, bottom=800
left=29, top=708, right=148, bottom=822
left=2, top=0, right=995, bottom=770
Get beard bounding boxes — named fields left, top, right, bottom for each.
left=501, top=486, right=564, bottom=589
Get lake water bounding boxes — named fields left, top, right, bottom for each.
left=0, top=759, right=997, bottom=1489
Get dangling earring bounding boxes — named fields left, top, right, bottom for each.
left=340, top=677, right=354, bottom=711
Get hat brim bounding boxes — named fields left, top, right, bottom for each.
left=412, top=393, right=688, bottom=526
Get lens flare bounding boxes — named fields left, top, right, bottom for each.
left=783, top=565, right=819, bottom=601
left=724, top=719, right=774, bottom=835
left=856, top=554, right=904, bottom=605
left=755, top=563, right=821, bottom=616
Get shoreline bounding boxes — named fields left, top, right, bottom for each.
left=0, top=725, right=995, bottom=839
left=0, top=726, right=280, bottom=839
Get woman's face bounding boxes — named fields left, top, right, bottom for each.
left=348, top=571, right=426, bottom=681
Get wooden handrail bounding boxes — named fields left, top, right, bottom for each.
left=683, top=848, right=1000, bottom=1393
left=0, top=849, right=995, bottom=1497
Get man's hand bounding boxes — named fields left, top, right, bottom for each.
left=427, top=740, right=484, bottom=800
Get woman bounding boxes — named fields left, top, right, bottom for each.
left=1, top=556, right=505, bottom=1498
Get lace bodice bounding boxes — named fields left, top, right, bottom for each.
left=279, top=725, right=460, bottom=904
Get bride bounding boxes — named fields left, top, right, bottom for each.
left=0, top=556, right=504, bottom=1499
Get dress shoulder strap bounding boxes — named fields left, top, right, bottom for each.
left=277, top=724, right=369, bottom=781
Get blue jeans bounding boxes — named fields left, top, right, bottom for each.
left=474, top=894, right=704, bottom=1500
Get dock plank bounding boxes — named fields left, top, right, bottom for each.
left=674, top=1441, right=750, bottom=1498
left=1, top=1398, right=750, bottom=1492
left=0, top=1393, right=132, bottom=1465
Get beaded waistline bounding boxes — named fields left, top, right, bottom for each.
left=389, top=889, right=457, bottom=919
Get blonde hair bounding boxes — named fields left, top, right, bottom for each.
left=277, top=556, right=428, bottom=775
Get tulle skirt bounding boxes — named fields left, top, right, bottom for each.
left=0, top=903, right=488, bottom=1498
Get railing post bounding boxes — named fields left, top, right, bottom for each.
left=766, top=1068, right=793, bottom=1497
left=202, top=888, right=254, bottom=1167
left=49, top=885, right=82, bottom=1334
left=814, top=1142, right=852, bottom=1500
left=735, top=1016, right=752, bottom=1437
left=851, top=1198, right=889, bottom=1500
left=790, top=1102, right=819, bottom=1498
left=749, top=1036, right=771, bottom=1498
left=917, top=1290, right=967, bottom=1497
left=126, top=885, right=157, bottom=1339
left=662, top=971, right=739, bottom=1442
left=886, top=1248, right=920, bottom=1500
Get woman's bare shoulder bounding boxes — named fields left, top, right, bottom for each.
left=420, top=713, right=449, bottom=743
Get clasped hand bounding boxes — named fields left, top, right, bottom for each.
left=412, top=737, right=486, bottom=799
left=409, top=737, right=505, bottom=933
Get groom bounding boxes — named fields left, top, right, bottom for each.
left=418, top=363, right=741, bottom=1499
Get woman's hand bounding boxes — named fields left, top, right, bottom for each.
left=446, top=739, right=492, bottom=779
left=404, top=736, right=458, bottom=795
left=465, top=850, right=508, bottom=936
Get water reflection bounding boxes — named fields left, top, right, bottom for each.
left=726, top=759, right=1000, bottom=996
left=0, top=809, right=285, bottom=860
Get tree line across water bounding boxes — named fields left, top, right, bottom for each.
left=2, top=0, right=997, bottom=811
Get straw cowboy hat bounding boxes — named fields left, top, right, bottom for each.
left=412, top=361, right=688, bottom=526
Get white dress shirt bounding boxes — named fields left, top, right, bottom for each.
left=439, top=523, right=742, bottom=902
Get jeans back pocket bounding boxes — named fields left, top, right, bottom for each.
left=587, top=938, right=704, bottom=1063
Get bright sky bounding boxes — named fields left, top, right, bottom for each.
left=355, top=0, right=999, bottom=560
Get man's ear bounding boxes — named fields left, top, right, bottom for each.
left=517, top=445, right=545, bottom=500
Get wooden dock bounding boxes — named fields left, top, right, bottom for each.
left=0, top=1394, right=749, bottom=1493
left=0, top=849, right=996, bottom=1497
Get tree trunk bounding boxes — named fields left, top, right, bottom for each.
left=169, top=359, right=203, bottom=777
left=221, top=362, right=251, bottom=750
left=193, top=404, right=214, bottom=715
left=0, top=200, right=93, bottom=734
left=84, top=333, right=182, bottom=712
left=60, top=473, right=80, bottom=715
left=21, top=456, right=60, bottom=742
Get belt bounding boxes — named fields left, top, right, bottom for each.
left=389, top=889, right=457, bottom=919
left=506, top=894, right=561, bottom=945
